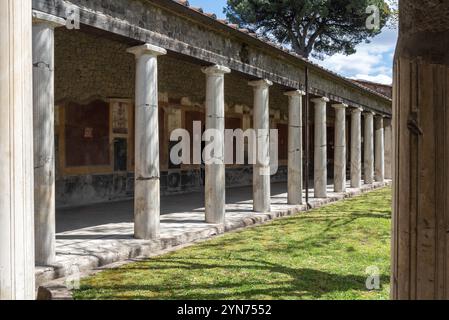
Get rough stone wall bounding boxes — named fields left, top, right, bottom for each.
left=55, top=29, right=134, bottom=103
left=49, top=0, right=301, bottom=86
left=55, top=28, right=288, bottom=110
left=400, top=0, right=449, bottom=34
left=397, top=0, right=449, bottom=65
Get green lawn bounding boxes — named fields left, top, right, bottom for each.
left=74, top=187, right=392, bottom=300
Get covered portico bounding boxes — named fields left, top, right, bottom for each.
left=1, top=0, right=394, bottom=300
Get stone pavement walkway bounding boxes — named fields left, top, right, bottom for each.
left=36, top=181, right=391, bottom=288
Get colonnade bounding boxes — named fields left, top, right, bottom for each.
left=29, top=33, right=394, bottom=264
left=0, top=11, right=391, bottom=298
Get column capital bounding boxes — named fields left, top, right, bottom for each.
left=284, top=90, right=306, bottom=97
left=351, top=107, right=364, bottom=113
left=363, top=110, right=375, bottom=116
left=332, top=103, right=348, bottom=109
left=202, top=65, right=231, bottom=76
left=32, top=11, right=66, bottom=28
left=127, top=44, right=167, bottom=58
left=248, top=79, right=273, bottom=88
left=311, top=97, right=330, bottom=104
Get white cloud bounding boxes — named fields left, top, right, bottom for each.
left=312, top=28, right=398, bottom=85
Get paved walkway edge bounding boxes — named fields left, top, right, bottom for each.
left=36, top=182, right=391, bottom=300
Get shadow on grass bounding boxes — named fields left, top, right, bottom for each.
left=77, top=257, right=389, bottom=300
left=195, top=210, right=391, bottom=254
left=74, top=188, right=392, bottom=300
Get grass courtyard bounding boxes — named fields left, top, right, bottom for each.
left=74, top=187, right=392, bottom=300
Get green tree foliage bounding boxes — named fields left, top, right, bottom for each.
left=386, top=0, right=398, bottom=29
left=225, top=0, right=393, bottom=59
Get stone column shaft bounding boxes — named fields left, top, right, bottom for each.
left=392, top=0, right=449, bottom=300
left=332, top=104, right=348, bottom=193
left=286, top=90, right=305, bottom=204
left=127, top=44, right=166, bottom=240
left=375, top=116, right=385, bottom=183
left=32, top=14, right=64, bottom=267
left=311, top=97, right=329, bottom=198
left=384, top=118, right=393, bottom=180
left=364, top=112, right=375, bottom=184
left=350, top=108, right=363, bottom=188
left=0, top=0, right=35, bottom=300
left=249, top=80, right=273, bottom=213
left=203, top=65, right=230, bottom=224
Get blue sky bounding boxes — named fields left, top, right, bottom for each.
left=188, top=0, right=397, bottom=84
left=189, top=0, right=228, bottom=18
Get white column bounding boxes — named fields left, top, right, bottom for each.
left=384, top=118, right=393, bottom=180
left=363, top=111, right=375, bottom=184
left=375, top=115, right=385, bottom=183
left=0, top=0, right=35, bottom=300
left=332, top=104, right=348, bottom=193
left=127, top=44, right=166, bottom=240
left=311, top=97, right=329, bottom=198
left=33, top=14, right=64, bottom=266
left=249, top=79, right=273, bottom=213
left=350, top=107, right=363, bottom=188
left=202, top=65, right=230, bottom=224
left=285, top=90, right=305, bottom=204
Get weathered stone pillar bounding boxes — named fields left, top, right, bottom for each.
left=202, top=65, right=230, bottom=224
left=249, top=80, right=272, bottom=213
left=286, top=90, right=305, bottom=204
left=127, top=44, right=166, bottom=240
left=332, top=104, right=348, bottom=193
left=374, top=116, right=385, bottom=183
left=350, top=107, right=363, bottom=188
left=33, top=13, right=64, bottom=267
left=311, top=97, right=329, bottom=198
left=384, top=118, right=393, bottom=180
left=392, top=0, right=449, bottom=299
left=363, top=111, right=375, bottom=184
left=0, top=0, right=35, bottom=300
